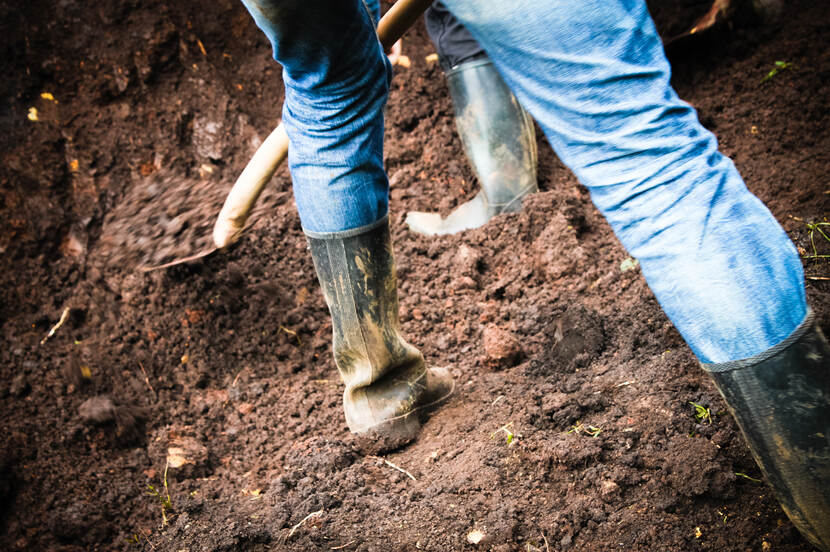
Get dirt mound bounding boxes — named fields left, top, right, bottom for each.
left=1, top=0, right=829, bottom=550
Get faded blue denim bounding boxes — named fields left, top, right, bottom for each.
left=241, top=0, right=391, bottom=233
left=364, top=0, right=380, bottom=23
left=240, top=0, right=807, bottom=364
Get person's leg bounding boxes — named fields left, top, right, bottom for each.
left=363, top=0, right=380, bottom=24
left=406, top=2, right=538, bottom=236
left=437, top=1, right=827, bottom=547
left=423, top=1, right=486, bottom=72
left=241, top=0, right=388, bottom=235
left=240, top=0, right=452, bottom=447
left=441, top=0, right=803, bottom=364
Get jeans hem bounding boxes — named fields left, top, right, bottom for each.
left=446, top=57, right=493, bottom=76
left=302, top=215, right=388, bottom=240
left=700, top=308, right=814, bottom=373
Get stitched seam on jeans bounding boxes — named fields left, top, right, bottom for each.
left=700, top=308, right=814, bottom=373
left=303, top=215, right=388, bottom=240
left=359, top=0, right=378, bottom=31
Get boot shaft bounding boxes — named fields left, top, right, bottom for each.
left=446, top=59, right=538, bottom=213
left=704, top=313, right=830, bottom=550
left=306, top=218, right=431, bottom=433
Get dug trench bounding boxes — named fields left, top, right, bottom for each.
left=1, top=0, right=829, bottom=550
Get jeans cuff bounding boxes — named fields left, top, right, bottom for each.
left=446, top=57, right=493, bottom=76
left=302, top=215, right=388, bottom=240
left=700, top=308, right=814, bottom=373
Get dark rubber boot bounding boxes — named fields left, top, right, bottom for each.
left=307, top=217, right=454, bottom=452
left=702, top=312, right=830, bottom=551
left=406, top=59, right=538, bottom=236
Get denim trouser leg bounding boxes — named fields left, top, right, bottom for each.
left=439, top=0, right=806, bottom=363
left=240, top=0, right=391, bottom=234
left=424, top=2, right=487, bottom=72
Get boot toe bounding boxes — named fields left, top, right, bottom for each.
left=352, top=367, right=454, bottom=454
left=419, top=366, right=455, bottom=409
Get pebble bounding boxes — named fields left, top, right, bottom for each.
left=167, top=436, right=209, bottom=478
left=481, top=325, right=522, bottom=369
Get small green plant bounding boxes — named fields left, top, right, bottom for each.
left=761, top=60, right=792, bottom=83
left=803, top=221, right=830, bottom=259
left=735, top=471, right=762, bottom=483
left=566, top=421, right=602, bottom=438
left=585, top=425, right=602, bottom=438
left=689, top=401, right=712, bottom=425
left=146, top=460, right=174, bottom=526
left=492, top=422, right=515, bottom=445
left=279, top=325, right=302, bottom=346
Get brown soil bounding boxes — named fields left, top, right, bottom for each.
left=2, top=0, right=829, bottom=551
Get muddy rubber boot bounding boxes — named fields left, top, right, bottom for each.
left=702, top=312, right=830, bottom=551
left=307, top=217, right=454, bottom=453
left=406, top=59, right=538, bottom=236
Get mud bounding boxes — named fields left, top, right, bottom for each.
left=1, top=0, right=829, bottom=550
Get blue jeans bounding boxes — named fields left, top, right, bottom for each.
left=241, top=0, right=391, bottom=233
left=240, top=0, right=807, bottom=364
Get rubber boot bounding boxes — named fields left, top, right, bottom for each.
left=406, top=59, right=538, bottom=236
left=702, top=312, right=830, bottom=551
left=307, top=217, right=455, bottom=452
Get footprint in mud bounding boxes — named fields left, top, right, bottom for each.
left=529, top=303, right=605, bottom=376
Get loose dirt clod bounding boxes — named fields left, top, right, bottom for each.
left=166, top=436, right=209, bottom=478
left=78, top=396, right=118, bottom=424
left=78, top=395, right=148, bottom=441
left=532, top=303, right=604, bottom=375
left=467, top=528, right=487, bottom=545
left=481, top=325, right=522, bottom=369
left=93, top=170, right=229, bottom=270
left=9, top=373, right=30, bottom=397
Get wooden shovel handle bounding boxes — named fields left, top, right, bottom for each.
left=377, top=0, right=434, bottom=50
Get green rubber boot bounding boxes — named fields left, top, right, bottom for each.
left=406, top=59, right=538, bottom=236
left=702, top=312, right=830, bottom=550
left=307, top=217, right=454, bottom=452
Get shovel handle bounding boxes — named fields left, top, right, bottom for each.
left=377, top=0, right=434, bottom=50
left=213, top=0, right=435, bottom=249
left=213, top=124, right=289, bottom=248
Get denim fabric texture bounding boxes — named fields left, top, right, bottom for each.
left=363, top=0, right=380, bottom=23
left=424, top=2, right=487, bottom=72
left=241, top=0, right=807, bottom=364
left=240, top=0, right=391, bottom=234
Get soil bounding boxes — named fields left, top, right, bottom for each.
left=1, top=0, right=829, bottom=551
